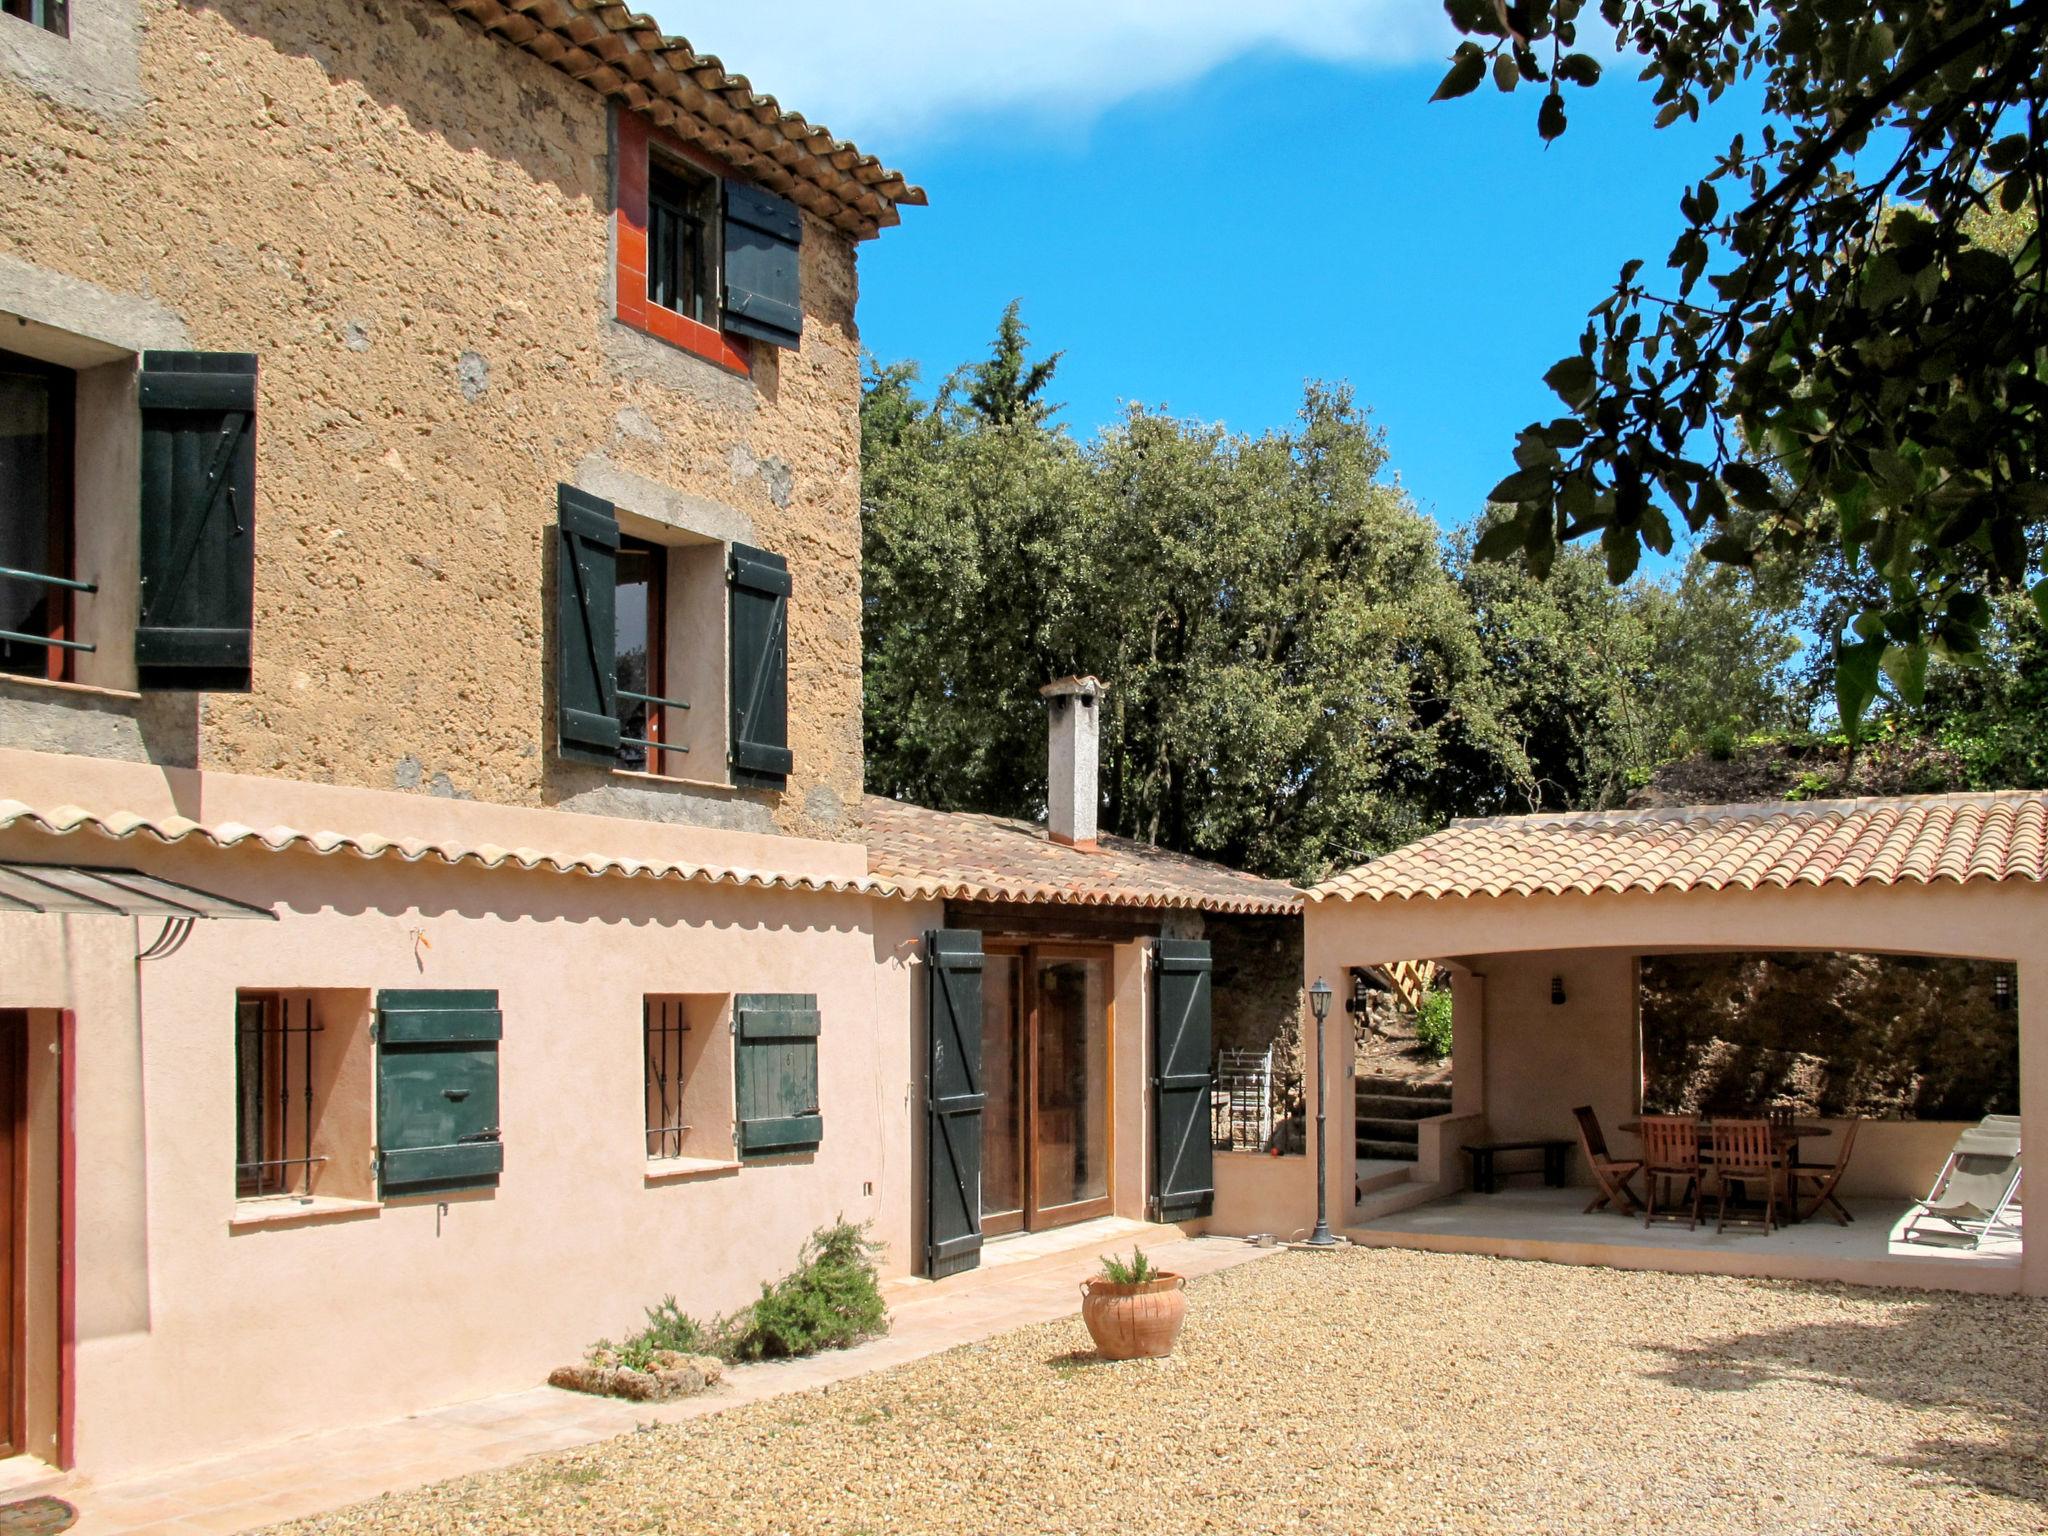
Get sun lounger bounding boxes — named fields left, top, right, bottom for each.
left=1900, top=1121, right=2021, bottom=1248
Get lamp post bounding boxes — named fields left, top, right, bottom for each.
left=1305, top=976, right=1338, bottom=1247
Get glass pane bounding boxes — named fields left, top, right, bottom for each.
left=1034, top=955, right=1110, bottom=1210
left=234, top=996, right=269, bottom=1196
left=614, top=541, right=659, bottom=770
left=648, top=161, right=718, bottom=325
left=0, top=366, right=53, bottom=678
left=980, top=954, right=1022, bottom=1220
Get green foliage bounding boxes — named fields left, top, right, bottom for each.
left=721, top=1220, right=888, bottom=1363
left=1437, top=0, right=2048, bottom=732
left=587, top=1295, right=712, bottom=1373
left=1414, top=990, right=1455, bottom=1060
left=1097, top=1246, right=1156, bottom=1285
left=636, top=1295, right=709, bottom=1357
left=583, top=1223, right=885, bottom=1372
left=865, top=307, right=1819, bottom=879
left=961, top=300, right=1063, bottom=428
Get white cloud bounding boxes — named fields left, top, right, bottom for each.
left=642, top=0, right=1456, bottom=154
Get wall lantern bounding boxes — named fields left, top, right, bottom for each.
left=1550, top=975, right=1567, bottom=1006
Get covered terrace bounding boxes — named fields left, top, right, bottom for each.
left=1285, top=792, right=2046, bottom=1295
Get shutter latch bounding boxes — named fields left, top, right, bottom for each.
left=457, top=1127, right=502, bottom=1144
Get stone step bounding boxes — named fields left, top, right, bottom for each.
left=1354, top=1160, right=1415, bottom=1196
left=1353, top=1073, right=1454, bottom=1100
left=1354, top=1092, right=1452, bottom=1121
left=1355, top=1117, right=1421, bottom=1145
left=1355, top=1137, right=1420, bottom=1162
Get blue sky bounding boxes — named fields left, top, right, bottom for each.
left=654, top=3, right=1746, bottom=538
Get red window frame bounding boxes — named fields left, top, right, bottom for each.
left=615, top=111, right=751, bottom=376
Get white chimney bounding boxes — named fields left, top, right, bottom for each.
left=1040, top=675, right=1103, bottom=850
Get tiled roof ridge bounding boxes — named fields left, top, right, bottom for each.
left=0, top=797, right=891, bottom=900
left=1310, top=788, right=2048, bottom=904
left=432, top=0, right=924, bottom=238
left=1449, top=787, right=2048, bottom=831
left=861, top=795, right=1304, bottom=916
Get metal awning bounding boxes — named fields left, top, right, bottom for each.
left=0, top=862, right=276, bottom=919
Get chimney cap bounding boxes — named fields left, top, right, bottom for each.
left=1039, top=675, right=1104, bottom=700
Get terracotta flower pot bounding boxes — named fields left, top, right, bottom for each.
left=1080, top=1273, right=1187, bottom=1360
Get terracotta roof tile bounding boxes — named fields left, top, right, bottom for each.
left=1309, top=792, right=2048, bottom=904
left=863, top=796, right=1303, bottom=916
left=0, top=798, right=886, bottom=900
left=431, top=0, right=923, bottom=238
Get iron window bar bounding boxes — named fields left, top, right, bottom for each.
left=0, top=565, right=97, bottom=655
left=618, top=688, right=691, bottom=756
left=235, top=994, right=328, bottom=1201
left=645, top=997, right=692, bottom=1159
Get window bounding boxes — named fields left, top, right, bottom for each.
left=235, top=992, right=319, bottom=1198
left=554, top=484, right=789, bottom=789
left=614, top=533, right=676, bottom=772
left=647, top=158, right=719, bottom=328
left=644, top=994, right=735, bottom=1166
left=234, top=989, right=375, bottom=1205
left=0, top=0, right=67, bottom=36
left=614, top=110, right=803, bottom=371
left=0, top=348, right=78, bottom=682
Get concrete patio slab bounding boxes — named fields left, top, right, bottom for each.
left=1349, top=1186, right=2022, bottom=1292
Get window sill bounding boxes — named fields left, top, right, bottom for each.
left=0, top=672, right=140, bottom=704
left=229, top=1195, right=382, bottom=1231
left=611, top=767, right=740, bottom=795
left=644, top=1156, right=741, bottom=1184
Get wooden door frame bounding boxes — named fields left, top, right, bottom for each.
left=0, top=1013, right=27, bottom=1460
left=981, top=941, right=1117, bottom=1234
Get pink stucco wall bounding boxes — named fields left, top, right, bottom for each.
left=0, top=750, right=1203, bottom=1477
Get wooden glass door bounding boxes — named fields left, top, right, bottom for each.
left=979, top=945, right=1114, bottom=1234
left=0, top=1012, right=24, bottom=1458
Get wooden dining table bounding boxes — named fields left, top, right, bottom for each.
left=1617, top=1118, right=1830, bottom=1222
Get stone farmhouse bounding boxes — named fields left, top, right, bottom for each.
left=0, top=0, right=1301, bottom=1478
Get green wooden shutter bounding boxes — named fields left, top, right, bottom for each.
left=733, top=993, right=821, bottom=1155
left=1151, top=939, right=1215, bottom=1223
left=556, top=484, right=621, bottom=764
left=136, top=351, right=257, bottom=691
left=925, top=930, right=985, bottom=1279
left=376, top=989, right=504, bottom=1195
left=727, top=543, right=791, bottom=789
left=721, top=182, right=802, bottom=350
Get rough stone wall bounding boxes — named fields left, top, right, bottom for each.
left=1210, top=913, right=1305, bottom=1093
left=0, top=0, right=866, bottom=841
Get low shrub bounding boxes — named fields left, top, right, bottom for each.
left=577, top=1220, right=887, bottom=1373
left=720, top=1219, right=888, bottom=1362
left=1415, top=988, right=1454, bottom=1060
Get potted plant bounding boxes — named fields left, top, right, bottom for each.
left=1079, top=1246, right=1187, bottom=1360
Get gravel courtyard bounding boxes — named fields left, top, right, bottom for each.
left=276, top=1247, right=2048, bottom=1536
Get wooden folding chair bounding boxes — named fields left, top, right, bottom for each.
left=1710, top=1118, right=1780, bottom=1233
left=1790, top=1118, right=1859, bottom=1225
left=1572, top=1105, right=1642, bottom=1215
left=1639, top=1114, right=1701, bottom=1230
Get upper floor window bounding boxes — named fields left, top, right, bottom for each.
left=647, top=158, right=719, bottom=329
left=0, top=0, right=67, bottom=36
left=614, top=111, right=803, bottom=373
left=554, top=484, right=790, bottom=792
left=0, top=349, right=76, bottom=682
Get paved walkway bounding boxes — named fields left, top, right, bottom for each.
left=19, top=1221, right=1275, bottom=1536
